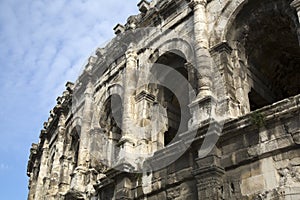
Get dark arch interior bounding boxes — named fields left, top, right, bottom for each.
left=99, top=95, right=123, bottom=161
left=153, top=52, right=191, bottom=146
left=228, top=0, right=300, bottom=111
left=99, top=95, right=123, bottom=136
left=70, top=127, right=80, bottom=170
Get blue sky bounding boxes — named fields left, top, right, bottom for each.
left=0, top=0, right=139, bottom=198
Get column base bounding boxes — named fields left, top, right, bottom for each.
left=189, top=95, right=217, bottom=128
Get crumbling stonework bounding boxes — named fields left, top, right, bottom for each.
left=27, top=0, right=300, bottom=199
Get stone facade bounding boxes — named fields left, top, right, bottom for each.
left=27, top=0, right=300, bottom=199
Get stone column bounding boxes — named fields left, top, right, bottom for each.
left=191, top=0, right=212, bottom=98
left=90, top=127, right=106, bottom=168
left=122, top=46, right=138, bottom=133
left=210, top=42, right=241, bottom=118
left=70, top=81, right=94, bottom=195
left=56, top=113, right=70, bottom=194
left=34, top=135, right=49, bottom=200
left=119, top=45, right=138, bottom=165
left=189, top=0, right=217, bottom=126
left=48, top=112, right=66, bottom=197
left=135, top=89, right=155, bottom=161
left=185, top=62, right=197, bottom=104
left=78, top=81, right=93, bottom=168
left=113, top=164, right=135, bottom=200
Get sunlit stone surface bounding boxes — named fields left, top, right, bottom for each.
left=27, top=0, right=300, bottom=199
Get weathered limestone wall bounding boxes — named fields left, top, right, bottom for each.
left=220, top=96, right=300, bottom=199
left=27, top=0, right=300, bottom=199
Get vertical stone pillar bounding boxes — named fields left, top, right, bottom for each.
left=135, top=89, right=155, bottom=161
left=122, top=45, right=138, bottom=133
left=70, top=80, right=94, bottom=196
left=119, top=45, right=138, bottom=164
left=114, top=164, right=135, bottom=200
left=189, top=0, right=217, bottom=126
left=115, top=174, right=134, bottom=199
left=185, top=62, right=197, bottom=104
left=49, top=112, right=66, bottom=197
left=56, top=113, right=70, bottom=194
left=190, top=0, right=212, bottom=98
left=193, top=147, right=225, bottom=200
left=34, top=135, right=49, bottom=200
left=210, top=42, right=241, bottom=118
left=59, top=156, right=70, bottom=194
left=78, top=81, right=93, bottom=168
left=90, top=127, right=105, bottom=168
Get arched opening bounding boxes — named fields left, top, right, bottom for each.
left=99, top=95, right=123, bottom=163
left=48, top=152, right=55, bottom=174
left=152, top=51, right=191, bottom=146
left=70, top=127, right=80, bottom=170
left=227, top=0, right=300, bottom=111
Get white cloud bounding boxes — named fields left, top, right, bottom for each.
left=0, top=1, right=140, bottom=198
left=0, top=0, right=139, bottom=146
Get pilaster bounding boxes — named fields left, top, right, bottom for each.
left=210, top=42, right=240, bottom=118
left=56, top=114, right=71, bottom=194
left=70, top=80, right=94, bottom=196
left=34, top=137, right=50, bottom=200
left=97, top=163, right=135, bottom=200
left=48, top=112, right=67, bottom=197
left=185, top=62, right=198, bottom=102
left=193, top=147, right=225, bottom=200
left=135, top=89, right=155, bottom=128
left=119, top=45, right=138, bottom=165
left=78, top=80, right=93, bottom=168
left=122, top=45, right=138, bottom=132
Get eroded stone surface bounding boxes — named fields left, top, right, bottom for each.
left=27, top=0, right=300, bottom=199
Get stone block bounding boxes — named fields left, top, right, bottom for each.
left=137, top=0, right=150, bottom=13
left=241, top=175, right=265, bottom=196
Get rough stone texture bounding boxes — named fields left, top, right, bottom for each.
left=27, top=0, right=300, bottom=199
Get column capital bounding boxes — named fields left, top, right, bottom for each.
left=189, top=0, right=207, bottom=9
left=42, top=139, right=49, bottom=150
left=209, top=41, right=233, bottom=55
left=58, top=113, right=66, bottom=134
left=84, top=81, right=93, bottom=96
left=125, top=44, right=138, bottom=61
left=184, top=62, right=194, bottom=69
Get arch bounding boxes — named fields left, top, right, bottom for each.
left=93, top=83, right=124, bottom=127
left=224, top=0, right=300, bottom=111
left=67, top=115, right=82, bottom=135
left=211, top=0, right=299, bottom=44
left=90, top=85, right=124, bottom=169
left=99, top=95, right=123, bottom=133
left=149, top=38, right=196, bottom=66
left=96, top=83, right=124, bottom=109
left=98, top=94, right=123, bottom=165
left=150, top=51, right=192, bottom=146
